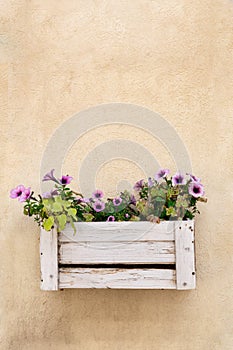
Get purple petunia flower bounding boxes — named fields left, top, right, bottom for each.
left=148, top=177, right=153, bottom=187
left=93, top=201, right=105, bottom=212
left=42, top=169, right=60, bottom=184
left=189, top=182, right=204, bottom=198
left=10, top=185, right=25, bottom=199
left=187, top=173, right=201, bottom=183
left=172, top=173, right=186, bottom=186
left=82, top=197, right=91, bottom=203
left=113, top=197, right=122, bottom=206
left=125, top=213, right=130, bottom=219
left=107, top=215, right=115, bottom=222
left=74, top=198, right=83, bottom=204
left=130, top=194, right=136, bottom=206
left=75, top=197, right=91, bottom=204
left=19, top=187, right=31, bottom=202
left=59, top=175, right=73, bottom=185
left=133, top=179, right=144, bottom=191
left=154, top=169, right=170, bottom=181
left=42, top=189, right=59, bottom=199
left=10, top=185, right=31, bottom=202
left=92, top=189, right=104, bottom=199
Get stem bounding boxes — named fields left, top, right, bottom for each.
left=72, top=190, right=84, bottom=198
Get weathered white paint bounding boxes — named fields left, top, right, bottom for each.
left=59, top=241, right=175, bottom=265
left=59, top=267, right=176, bottom=289
left=40, top=228, right=58, bottom=291
left=40, top=220, right=196, bottom=290
left=175, top=221, right=196, bottom=290
left=59, top=221, right=175, bottom=242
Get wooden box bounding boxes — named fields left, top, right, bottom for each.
left=40, top=220, right=196, bottom=291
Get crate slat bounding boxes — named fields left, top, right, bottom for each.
left=40, top=228, right=58, bottom=291
left=175, top=221, right=196, bottom=290
left=59, top=221, right=175, bottom=243
left=59, top=241, right=175, bottom=265
left=59, top=267, right=176, bottom=289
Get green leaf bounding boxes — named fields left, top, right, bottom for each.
left=166, top=206, right=176, bottom=216
left=83, top=213, right=94, bottom=222
left=42, top=198, right=53, bottom=211
left=43, top=216, right=54, bottom=231
left=154, top=196, right=165, bottom=203
left=54, top=196, right=63, bottom=203
left=42, top=199, right=50, bottom=206
left=57, top=214, right=67, bottom=231
left=70, top=219, right=77, bottom=234
left=130, top=215, right=140, bottom=221
left=23, top=208, right=28, bottom=215
left=167, top=199, right=175, bottom=207
left=52, top=202, right=63, bottom=212
left=67, top=208, right=77, bottom=219
left=107, top=206, right=115, bottom=214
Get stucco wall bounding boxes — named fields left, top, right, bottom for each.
left=1, top=1, right=233, bottom=349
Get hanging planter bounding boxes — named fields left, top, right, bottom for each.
left=40, top=220, right=195, bottom=290
left=10, top=168, right=206, bottom=291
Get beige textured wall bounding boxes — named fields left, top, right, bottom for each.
left=1, top=1, right=233, bottom=349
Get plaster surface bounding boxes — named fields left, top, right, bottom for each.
left=1, top=1, right=233, bottom=349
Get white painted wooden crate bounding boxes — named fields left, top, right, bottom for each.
left=40, top=220, right=196, bottom=291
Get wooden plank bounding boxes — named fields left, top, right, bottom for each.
left=175, top=221, right=196, bottom=290
left=59, top=221, right=175, bottom=243
left=59, top=241, right=175, bottom=265
left=40, top=228, right=58, bottom=291
left=59, top=267, right=176, bottom=289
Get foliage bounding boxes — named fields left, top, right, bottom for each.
left=10, top=168, right=206, bottom=232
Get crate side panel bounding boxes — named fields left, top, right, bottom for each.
left=175, top=221, right=196, bottom=290
left=40, top=228, right=58, bottom=291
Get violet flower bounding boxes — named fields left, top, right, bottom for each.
left=10, top=185, right=25, bottom=199
left=82, top=197, right=91, bottom=203
left=148, top=177, right=153, bottom=187
left=113, top=197, right=122, bottom=206
left=93, top=201, right=105, bottom=212
left=59, top=175, right=73, bottom=185
left=75, top=197, right=91, bottom=204
left=189, top=182, right=204, bottom=198
left=130, top=194, right=136, bottom=206
left=42, top=169, right=60, bottom=184
left=42, top=189, right=59, bottom=199
left=133, top=179, right=144, bottom=191
left=74, top=198, right=83, bottom=204
left=107, top=215, right=115, bottom=222
left=187, top=173, right=201, bottom=183
left=20, top=187, right=31, bottom=202
left=154, top=168, right=170, bottom=181
left=172, top=173, right=186, bottom=186
left=92, top=189, right=104, bottom=200
left=10, top=185, right=31, bottom=202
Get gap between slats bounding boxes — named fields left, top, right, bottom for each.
left=59, top=263, right=176, bottom=269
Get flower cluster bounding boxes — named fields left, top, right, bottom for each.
left=133, top=169, right=206, bottom=222
left=10, top=168, right=206, bottom=232
left=10, top=185, right=31, bottom=202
